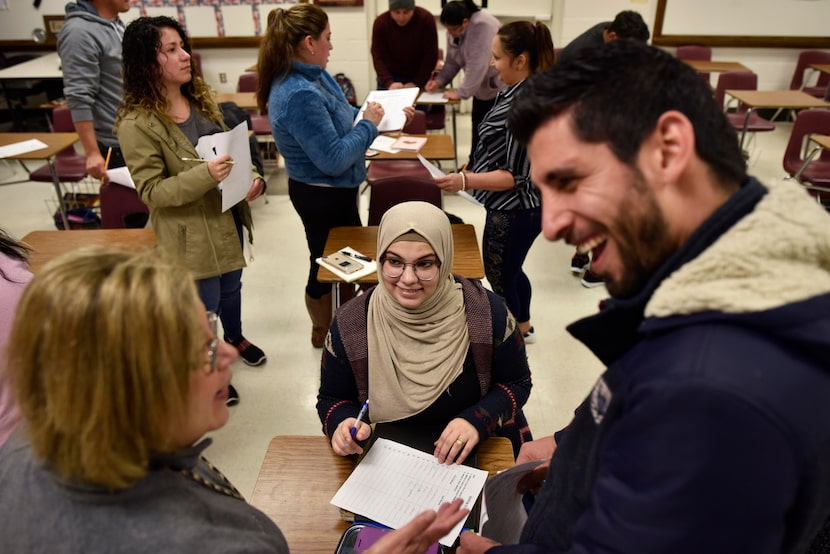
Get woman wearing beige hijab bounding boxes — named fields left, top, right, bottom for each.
left=316, top=202, right=533, bottom=464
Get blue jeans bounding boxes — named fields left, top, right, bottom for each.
left=196, top=208, right=245, bottom=341
left=482, top=207, right=541, bottom=323
left=198, top=269, right=243, bottom=341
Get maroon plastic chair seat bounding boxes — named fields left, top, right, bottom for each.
left=783, top=109, right=830, bottom=202
left=367, top=176, right=443, bottom=226
left=28, top=106, right=89, bottom=184
left=789, top=51, right=830, bottom=99
left=99, top=182, right=150, bottom=229
left=715, top=72, right=775, bottom=134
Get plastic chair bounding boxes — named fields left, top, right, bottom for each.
left=237, top=73, right=277, bottom=162
left=676, top=45, right=712, bottom=85
left=788, top=50, right=830, bottom=99
left=99, top=182, right=150, bottom=229
left=366, top=111, right=431, bottom=184
left=28, top=107, right=88, bottom=188
left=367, top=175, right=443, bottom=226
left=191, top=51, right=203, bottom=79
left=782, top=109, right=830, bottom=203
left=714, top=71, right=775, bottom=135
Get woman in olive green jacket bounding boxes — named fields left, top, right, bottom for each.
left=116, top=16, right=268, bottom=402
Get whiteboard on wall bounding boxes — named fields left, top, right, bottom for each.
left=662, top=0, right=827, bottom=37
left=653, top=0, right=830, bottom=48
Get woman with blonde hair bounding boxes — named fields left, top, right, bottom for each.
left=0, top=247, right=288, bottom=552
left=257, top=4, right=412, bottom=348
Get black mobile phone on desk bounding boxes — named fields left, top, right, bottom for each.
left=334, top=524, right=441, bottom=554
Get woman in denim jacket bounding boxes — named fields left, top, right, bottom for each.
left=257, top=4, right=411, bottom=348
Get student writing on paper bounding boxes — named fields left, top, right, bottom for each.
left=0, top=248, right=288, bottom=553
left=425, top=0, right=504, bottom=161
left=371, top=0, right=438, bottom=91
left=435, top=21, right=555, bottom=348
left=316, top=202, right=533, bottom=464
left=258, top=4, right=391, bottom=349
left=116, top=17, right=268, bottom=401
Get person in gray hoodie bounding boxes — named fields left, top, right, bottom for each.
left=58, top=0, right=130, bottom=180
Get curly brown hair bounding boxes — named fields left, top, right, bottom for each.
left=116, top=16, right=222, bottom=127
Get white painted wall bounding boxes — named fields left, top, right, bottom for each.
left=1, top=0, right=821, bottom=99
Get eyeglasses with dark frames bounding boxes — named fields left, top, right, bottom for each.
left=380, top=255, right=441, bottom=281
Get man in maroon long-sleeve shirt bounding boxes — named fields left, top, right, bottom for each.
left=371, top=0, right=439, bottom=90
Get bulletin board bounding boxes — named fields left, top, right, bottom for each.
left=0, top=0, right=366, bottom=50
left=652, top=0, right=830, bottom=48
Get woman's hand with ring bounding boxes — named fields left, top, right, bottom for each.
left=434, top=418, right=478, bottom=465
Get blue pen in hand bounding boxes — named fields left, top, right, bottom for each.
left=350, top=400, right=369, bottom=439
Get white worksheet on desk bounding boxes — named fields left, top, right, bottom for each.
left=330, top=438, right=488, bottom=547
left=0, top=139, right=48, bottom=158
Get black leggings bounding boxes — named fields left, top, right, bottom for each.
left=288, top=179, right=361, bottom=298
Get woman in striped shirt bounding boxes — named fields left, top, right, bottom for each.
left=435, top=20, right=554, bottom=344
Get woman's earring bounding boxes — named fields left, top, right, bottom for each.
left=311, top=50, right=315, bottom=55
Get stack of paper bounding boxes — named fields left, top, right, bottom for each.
left=354, top=88, right=420, bottom=132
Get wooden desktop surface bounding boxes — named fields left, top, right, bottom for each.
left=370, top=134, right=455, bottom=160
left=21, top=229, right=157, bottom=273
left=216, top=91, right=258, bottom=110
left=724, top=89, right=830, bottom=109
left=810, top=134, right=830, bottom=150
left=318, top=224, right=484, bottom=284
left=810, top=64, right=830, bottom=76
left=684, top=60, right=750, bottom=73
left=0, top=52, right=62, bottom=80
left=0, top=133, right=79, bottom=160
left=250, top=435, right=514, bottom=554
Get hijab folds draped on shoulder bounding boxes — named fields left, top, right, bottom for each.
left=367, top=202, right=470, bottom=422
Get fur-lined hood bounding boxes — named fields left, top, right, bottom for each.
left=648, top=178, right=830, bottom=317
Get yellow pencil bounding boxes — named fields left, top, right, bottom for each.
left=103, top=147, right=112, bottom=172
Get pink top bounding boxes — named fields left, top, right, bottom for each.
left=0, top=254, right=32, bottom=447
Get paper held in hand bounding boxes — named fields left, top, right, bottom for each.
left=354, top=88, right=420, bottom=133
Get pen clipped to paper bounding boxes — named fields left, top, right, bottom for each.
left=181, top=157, right=235, bottom=165
left=341, top=250, right=372, bottom=262
left=350, top=400, right=369, bottom=439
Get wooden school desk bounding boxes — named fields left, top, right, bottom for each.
left=0, top=52, right=63, bottom=80
left=724, top=90, right=830, bottom=149
left=0, top=132, right=80, bottom=230
left=21, top=229, right=157, bottom=273
left=683, top=60, right=751, bottom=74
left=369, top=134, right=456, bottom=161
left=249, top=435, right=514, bottom=554
left=318, top=224, right=485, bottom=307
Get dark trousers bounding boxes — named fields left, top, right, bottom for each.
left=97, top=142, right=126, bottom=169
left=482, top=206, right=542, bottom=323
left=469, top=97, right=497, bottom=166
left=288, top=179, right=361, bottom=298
